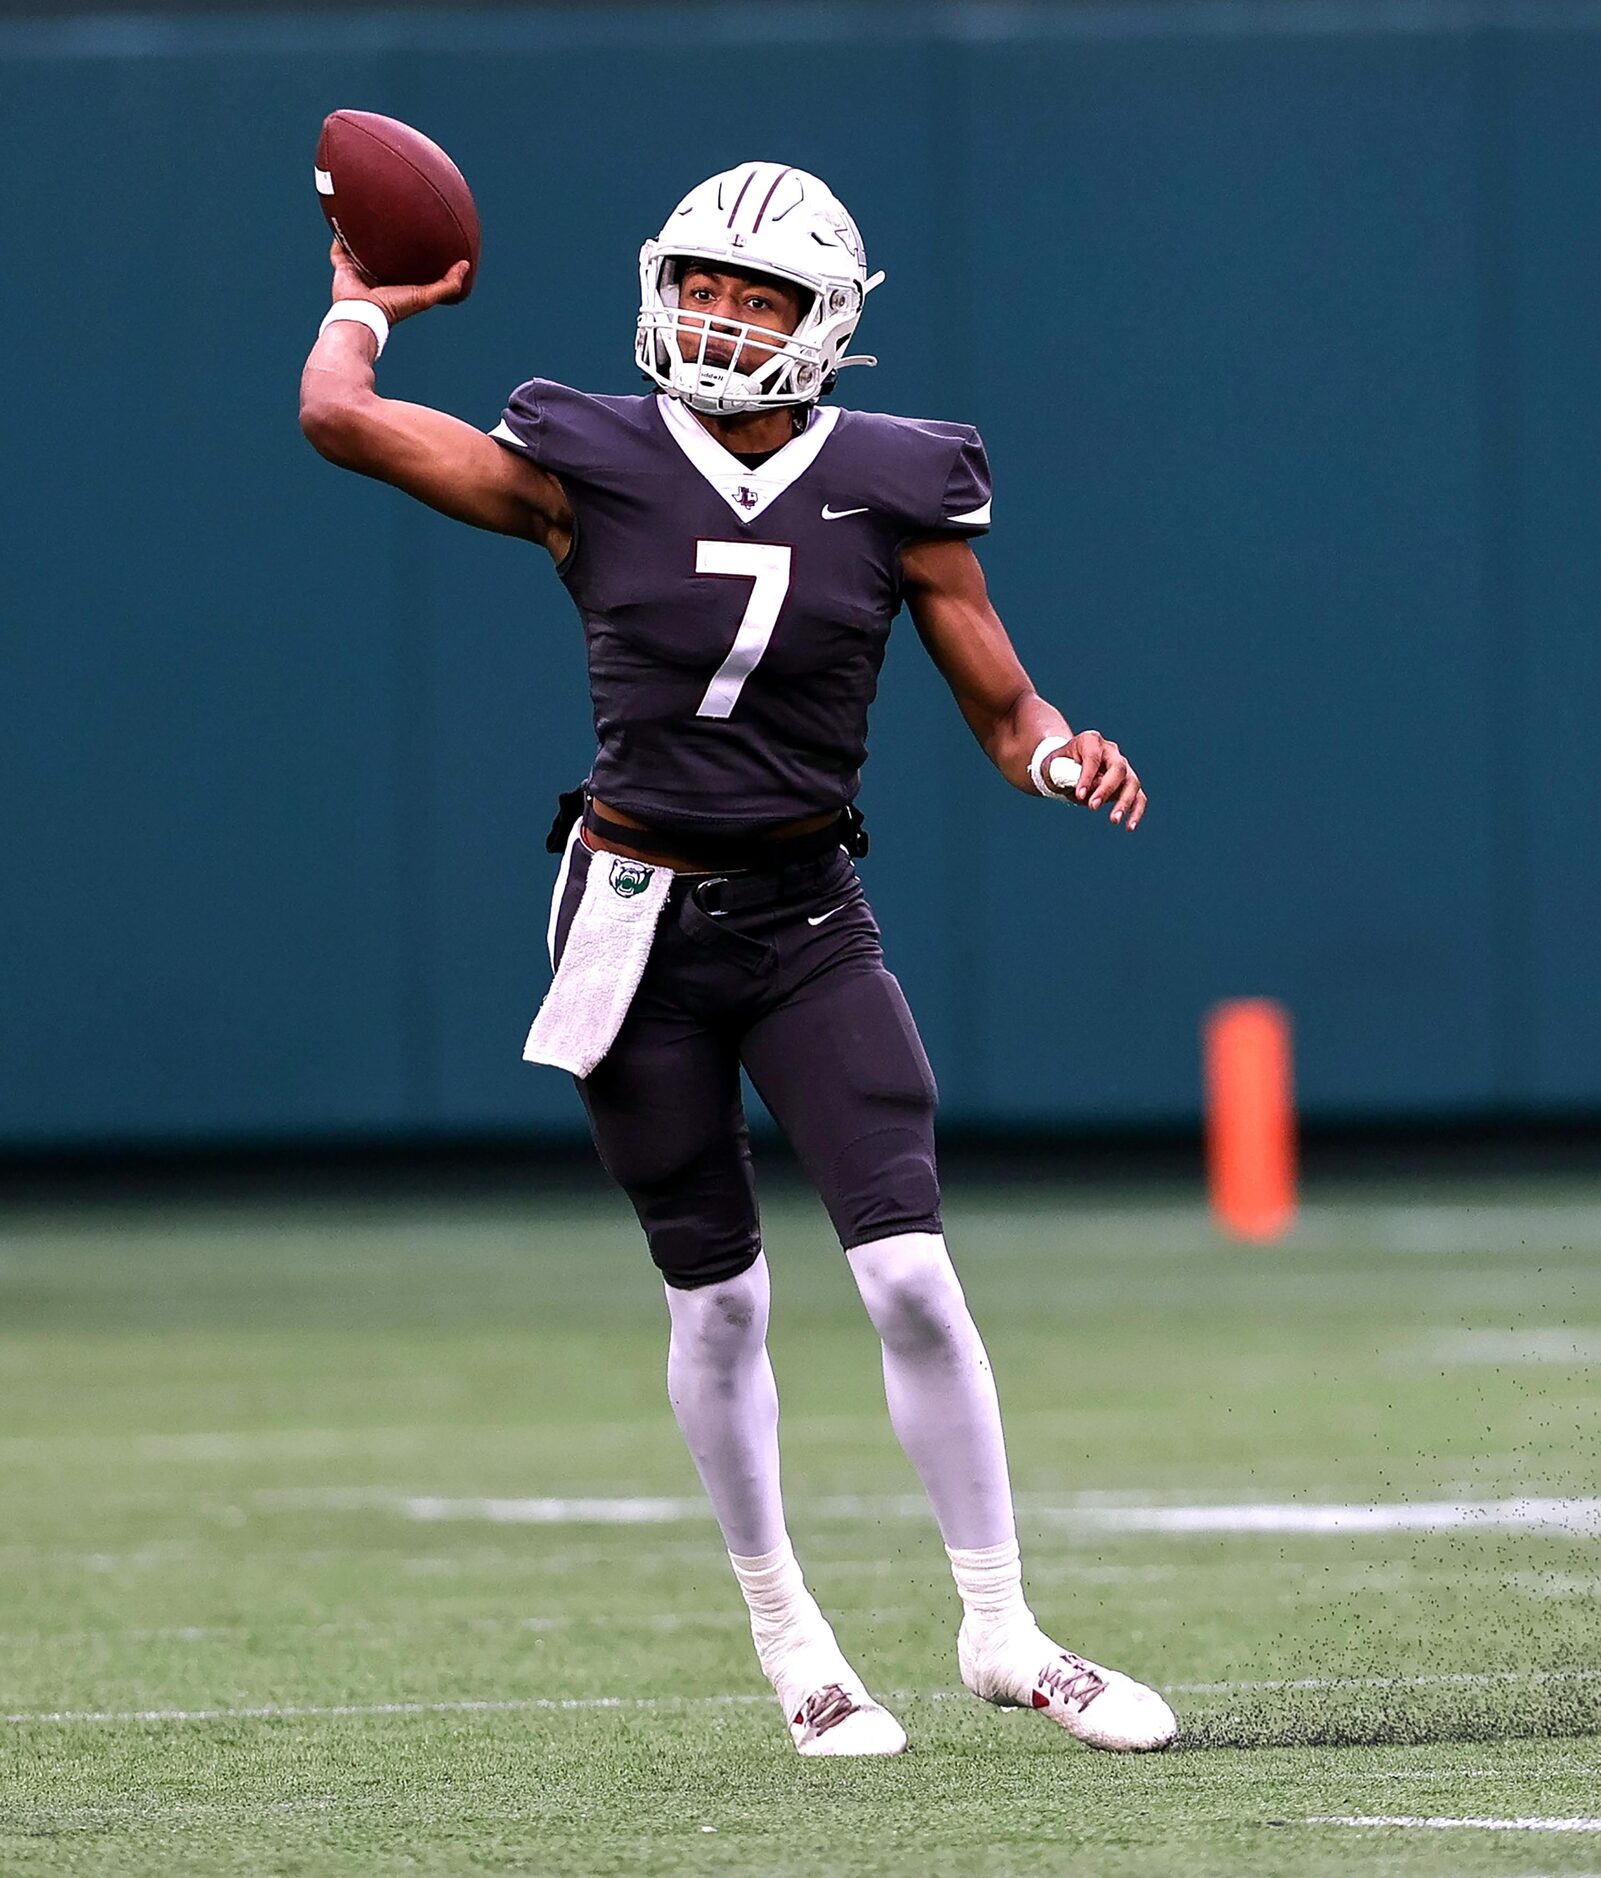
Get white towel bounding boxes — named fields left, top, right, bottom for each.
left=522, top=842, right=674, bottom=1077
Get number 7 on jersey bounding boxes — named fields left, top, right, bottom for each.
left=695, top=540, right=794, bottom=719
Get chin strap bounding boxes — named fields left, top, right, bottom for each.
left=835, top=354, right=878, bottom=372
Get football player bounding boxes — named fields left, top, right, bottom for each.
left=300, top=162, right=1173, bottom=1757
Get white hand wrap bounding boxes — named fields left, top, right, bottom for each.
left=1028, top=735, right=1082, bottom=798
left=318, top=300, right=390, bottom=358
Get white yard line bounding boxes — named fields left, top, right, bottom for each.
left=1051, top=1497, right=1601, bottom=1536
left=1354, top=1197, right=1601, bottom=1252
left=7, top=1669, right=1597, bottom=1729
left=0, top=1609, right=802, bottom=1650
left=406, top=1494, right=700, bottom=1524
left=260, top=1490, right=1601, bottom=1536
left=7, top=1494, right=1596, bottom=1581
left=1308, top=1816, right=1601, bottom=1834
left=11, top=1618, right=1584, bottom=1663
left=1509, top=1572, right=1601, bottom=1599
left=0, top=1429, right=454, bottom=1462
left=0, top=1540, right=203, bottom=1571
left=3, top=1693, right=773, bottom=1726
left=1405, top=1329, right=1601, bottom=1367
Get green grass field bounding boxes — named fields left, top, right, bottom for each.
left=2, top=1167, right=1599, bottom=1875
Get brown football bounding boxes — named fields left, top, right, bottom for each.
left=315, top=110, right=480, bottom=297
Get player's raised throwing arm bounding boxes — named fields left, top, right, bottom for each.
left=298, top=241, right=573, bottom=557
left=901, top=536, right=1147, bottom=830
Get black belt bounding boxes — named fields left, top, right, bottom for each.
left=681, top=852, right=844, bottom=917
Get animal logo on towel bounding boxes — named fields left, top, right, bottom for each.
left=608, top=857, right=655, bottom=899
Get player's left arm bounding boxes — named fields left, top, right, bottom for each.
left=901, top=535, right=1147, bottom=830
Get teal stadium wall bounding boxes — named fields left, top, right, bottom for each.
left=4, top=0, right=1599, bottom=1149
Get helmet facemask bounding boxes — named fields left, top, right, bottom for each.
left=635, top=164, right=883, bottom=416
left=638, top=257, right=841, bottom=414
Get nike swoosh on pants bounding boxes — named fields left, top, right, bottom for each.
left=806, top=905, right=849, bottom=926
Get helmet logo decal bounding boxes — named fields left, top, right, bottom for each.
left=749, top=167, right=796, bottom=232
left=725, top=168, right=757, bottom=228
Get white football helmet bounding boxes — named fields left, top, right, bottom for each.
left=635, top=162, right=884, bottom=415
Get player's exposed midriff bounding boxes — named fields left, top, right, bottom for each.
left=585, top=796, right=841, bottom=872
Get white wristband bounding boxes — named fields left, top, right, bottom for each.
left=1029, top=736, right=1082, bottom=798
left=319, top=300, right=390, bottom=358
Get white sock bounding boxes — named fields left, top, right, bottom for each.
left=846, top=1231, right=1020, bottom=1552
left=664, top=1255, right=786, bottom=1558
left=946, top=1537, right=1033, bottom=1636
left=728, top=1539, right=845, bottom=1693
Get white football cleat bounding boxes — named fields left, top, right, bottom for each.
left=958, top=1619, right=1178, bottom=1752
left=787, top=1678, right=909, bottom=1757
left=768, top=1647, right=908, bottom=1757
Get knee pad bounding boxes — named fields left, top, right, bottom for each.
left=809, top=971, right=942, bottom=1247
left=654, top=1229, right=762, bottom=1291
left=829, top=1124, right=942, bottom=1249
left=631, top=1149, right=760, bottom=1289
left=580, top=1082, right=760, bottom=1289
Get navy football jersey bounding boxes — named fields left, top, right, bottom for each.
left=491, top=382, right=991, bottom=832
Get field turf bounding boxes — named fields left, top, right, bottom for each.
left=2, top=1167, right=1599, bottom=1875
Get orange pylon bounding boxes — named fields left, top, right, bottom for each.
left=1204, top=999, right=1298, bottom=1242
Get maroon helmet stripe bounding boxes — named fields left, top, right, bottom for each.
left=750, top=166, right=792, bottom=232
left=725, top=167, right=757, bottom=229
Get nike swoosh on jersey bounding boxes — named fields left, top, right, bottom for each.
left=821, top=504, right=870, bottom=520
left=806, top=904, right=850, bottom=925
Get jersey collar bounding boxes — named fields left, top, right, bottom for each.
left=656, top=394, right=841, bottom=525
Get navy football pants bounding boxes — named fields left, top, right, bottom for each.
left=550, top=836, right=943, bottom=1288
